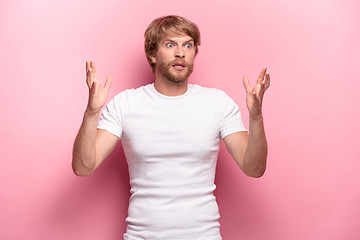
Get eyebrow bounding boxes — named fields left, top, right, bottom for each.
left=164, top=39, right=194, bottom=44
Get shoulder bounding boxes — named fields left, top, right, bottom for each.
left=111, top=84, right=153, bottom=101
left=190, top=84, right=232, bottom=100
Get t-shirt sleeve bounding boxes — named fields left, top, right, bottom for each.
left=219, top=91, right=247, bottom=139
left=97, top=95, right=123, bottom=139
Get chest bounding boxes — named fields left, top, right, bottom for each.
left=121, top=99, right=221, bottom=160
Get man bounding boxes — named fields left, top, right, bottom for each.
left=72, top=15, right=270, bottom=240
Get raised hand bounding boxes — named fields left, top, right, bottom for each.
left=243, top=67, right=270, bottom=119
left=85, top=60, right=113, bottom=115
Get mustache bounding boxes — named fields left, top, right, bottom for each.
left=167, top=60, right=190, bottom=68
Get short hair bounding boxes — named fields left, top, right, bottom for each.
left=144, top=15, right=201, bottom=72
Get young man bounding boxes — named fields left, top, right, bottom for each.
left=72, top=15, right=270, bottom=240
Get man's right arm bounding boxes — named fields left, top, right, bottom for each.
left=72, top=112, right=119, bottom=176
left=72, top=60, right=116, bottom=176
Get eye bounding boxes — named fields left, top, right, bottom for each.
left=166, top=43, right=174, bottom=48
left=185, top=43, right=192, bottom=49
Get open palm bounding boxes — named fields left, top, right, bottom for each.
left=243, top=67, right=270, bottom=119
left=85, top=60, right=113, bottom=115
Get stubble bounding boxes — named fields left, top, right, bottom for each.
left=157, top=60, right=194, bottom=84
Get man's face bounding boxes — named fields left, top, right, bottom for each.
left=151, top=31, right=196, bottom=83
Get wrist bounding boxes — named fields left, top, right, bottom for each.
left=85, top=108, right=101, bottom=117
left=249, top=113, right=263, bottom=121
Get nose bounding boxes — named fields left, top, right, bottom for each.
left=175, top=46, right=185, bottom=58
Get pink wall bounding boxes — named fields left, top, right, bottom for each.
left=1, top=0, right=360, bottom=239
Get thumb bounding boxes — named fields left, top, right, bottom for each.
left=104, top=76, right=113, bottom=93
left=243, top=75, right=252, bottom=94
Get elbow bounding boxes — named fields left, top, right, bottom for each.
left=245, top=168, right=266, bottom=178
left=243, top=161, right=266, bottom=178
left=242, top=154, right=267, bottom=178
left=73, top=167, right=92, bottom=177
left=72, top=158, right=93, bottom=177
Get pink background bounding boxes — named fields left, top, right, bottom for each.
left=1, top=0, right=360, bottom=239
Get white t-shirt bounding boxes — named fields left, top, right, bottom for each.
left=97, top=83, right=247, bottom=240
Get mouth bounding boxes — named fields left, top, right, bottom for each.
left=172, top=62, right=187, bottom=71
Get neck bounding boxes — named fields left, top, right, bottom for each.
left=154, top=74, right=188, bottom=96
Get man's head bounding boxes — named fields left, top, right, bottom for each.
left=144, top=15, right=201, bottom=79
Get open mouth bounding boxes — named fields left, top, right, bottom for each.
left=172, top=62, right=187, bottom=70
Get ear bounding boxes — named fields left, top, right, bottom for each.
left=150, top=55, right=156, bottom=64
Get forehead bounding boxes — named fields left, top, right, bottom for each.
left=159, top=31, right=194, bottom=43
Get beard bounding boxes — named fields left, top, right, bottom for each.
left=157, top=59, right=194, bottom=84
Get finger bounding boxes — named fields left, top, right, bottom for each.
left=94, top=72, right=99, bottom=82
left=264, top=72, right=270, bottom=90
left=256, top=67, right=267, bottom=85
left=104, top=76, right=113, bottom=93
left=90, top=67, right=99, bottom=88
left=258, top=81, right=266, bottom=98
left=91, top=62, right=99, bottom=86
left=89, top=79, right=97, bottom=95
left=87, top=60, right=95, bottom=73
left=86, top=61, right=93, bottom=88
left=243, top=75, right=252, bottom=94
left=90, top=60, right=96, bottom=73
left=86, top=60, right=91, bottom=78
left=258, top=72, right=270, bottom=98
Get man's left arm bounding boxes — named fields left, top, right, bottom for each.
left=224, top=67, right=270, bottom=178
